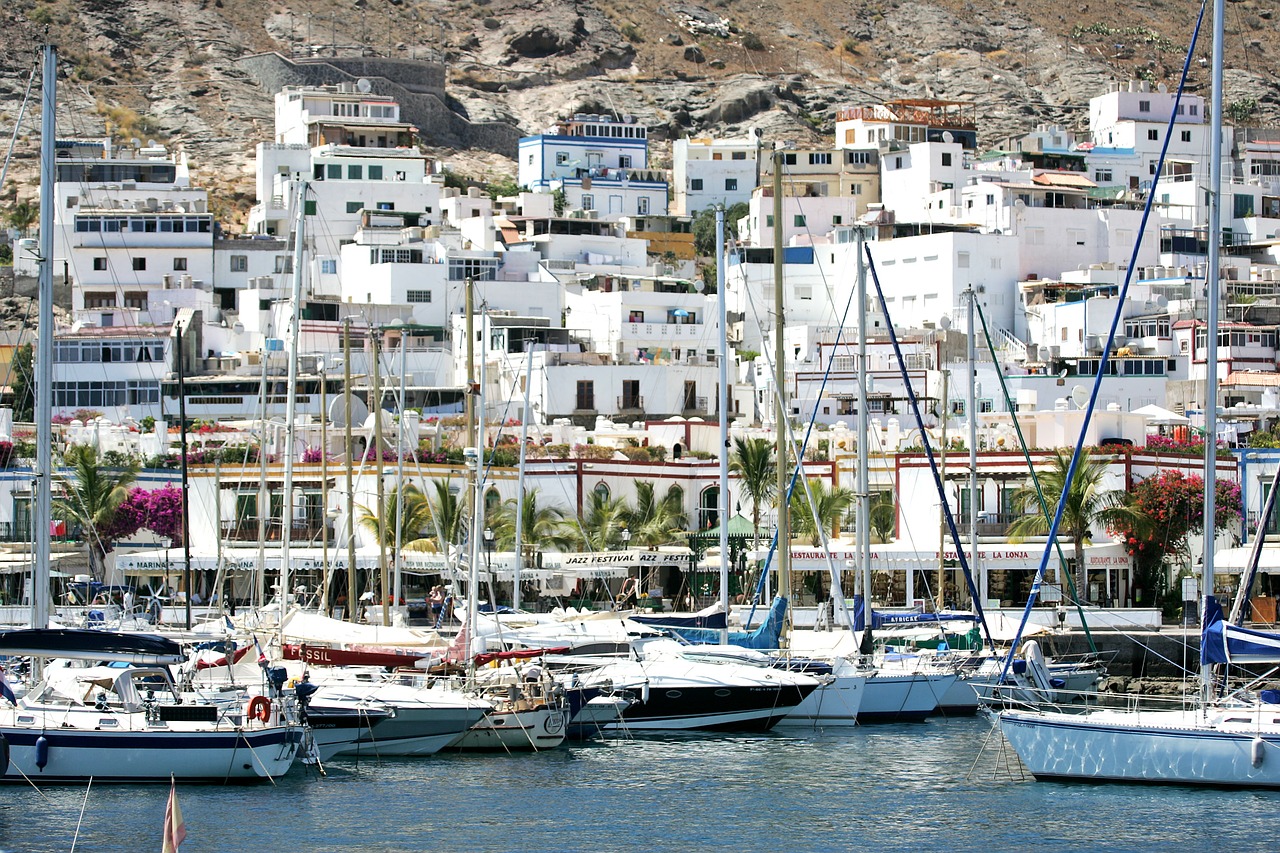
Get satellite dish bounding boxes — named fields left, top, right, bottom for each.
left=942, top=131, right=954, bottom=144
left=1155, top=295, right=1169, bottom=309
left=938, top=314, right=952, bottom=331
left=1013, top=198, right=1026, bottom=210
left=329, top=392, right=369, bottom=428
left=356, top=78, right=372, bottom=93
left=693, top=280, right=706, bottom=293
left=1070, top=384, right=1089, bottom=409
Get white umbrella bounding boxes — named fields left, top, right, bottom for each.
left=1132, top=403, right=1189, bottom=425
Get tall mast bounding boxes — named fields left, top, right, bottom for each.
left=467, top=299, right=486, bottom=662
left=772, top=150, right=791, bottom=626
left=176, top=322, right=192, bottom=629
left=318, top=358, right=330, bottom=612
left=966, top=285, right=980, bottom=606
left=716, top=206, right=730, bottom=644
left=856, top=226, right=871, bottom=623
left=1201, top=0, right=1224, bottom=700
left=255, top=346, right=270, bottom=609
left=393, top=326, right=407, bottom=608
left=513, top=342, right=534, bottom=612
left=279, top=179, right=308, bottom=643
left=32, top=43, right=55, bottom=629
left=343, top=319, right=358, bottom=621
left=371, top=328, right=388, bottom=626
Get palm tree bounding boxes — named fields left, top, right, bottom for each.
left=4, top=200, right=37, bottom=237
left=53, top=445, right=139, bottom=581
left=490, top=488, right=574, bottom=553
left=570, top=490, right=631, bottom=551
left=869, top=492, right=897, bottom=543
left=730, top=436, right=775, bottom=550
left=422, top=478, right=467, bottom=553
left=1006, top=448, right=1145, bottom=603
left=628, top=481, right=688, bottom=548
left=357, top=483, right=436, bottom=550
left=789, top=478, right=855, bottom=546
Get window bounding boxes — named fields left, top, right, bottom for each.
left=638, top=197, right=650, bottom=215
left=84, top=292, right=116, bottom=308
left=320, top=259, right=337, bottom=275
left=1181, top=130, right=1192, bottom=143
left=1095, top=169, right=1113, bottom=183
left=794, top=215, right=805, bottom=227
left=1147, top=129, right=1159, bottom=141
left=123, top=292, right=147, bottom=310
left=376, top=202, right=394, bottom=211
left=941, top=152, right=952, bottom=166
left=526, top=154, right=534, bottom=165
left=957, top=252, right=970, bottom=268
left=368, top=165, right=383, bottom=180
left=346, top=201, right=362, bottom=213
left=731, top=151, right=746, bottom=160
left=809, top=152, right=832, bottom=165
left=621, top=379, right=641, bottom=410
left=406, top=290, right=432, bottom=303
left=581, top=194, right=594, bottom=210
left=173, top=257, right=187, bottom=271
left=619, top=155, right=632, bottom=168
left=274, top=255, right=293, bottom=274
left=230, top=255, right=248, bottom=272
left=326, top=164, right=341, bottom=179
left=725, top=178, right=738, bottom=191
left=347, top=165, right=363, bottom=180
left=986, top=194, right=995, bottom=205
left=846, top=150, right=872, bottom=165
left=894, top=156, right=903, bottom=168
left=1234, top=194, right=1255, bottom=218
left=394, top=171, right=406, bottom=181
left=132, top=257, right=146, bottom=271
left=576, top=380, right=595, bottom=411
left=92, top=257, right=107, bottom=271
left=990, top=257, right=1002, bottom=270
left=556, top=152, right=569, bottom=165
left=1190, top=104, right=1199, bottom=116
left=1138, top=100, right=1151, bottom=112
left=690, top=178, right=703, bottom=191
left=783, top=153, right=797, bottom=166
left=850, top=183, right=863, bottom=195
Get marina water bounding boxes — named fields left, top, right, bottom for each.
left=3, top=716, right=1277, bottom=852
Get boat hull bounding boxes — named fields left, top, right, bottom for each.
left=448, top=706, right=568, bottom=750
left=611, top=684, right=814, bottom=732
left=776, top=673, right=866, bottom=727
left=329, top=705, right=489, bottom=758
left=0, top=725, right=300, bottom=783
left=998, top=708, right=1280, bottom=788
left=859, top=672, right=954, bottom=722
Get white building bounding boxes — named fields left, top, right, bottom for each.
left=673, top=135, right=762, bottom=215
left=517, top=113, right=668, bottom=219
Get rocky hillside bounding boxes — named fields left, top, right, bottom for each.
left=1, top=0, right=1278, bottom=220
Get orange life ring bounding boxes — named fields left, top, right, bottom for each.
left=246, top=695, right=271, bottom=723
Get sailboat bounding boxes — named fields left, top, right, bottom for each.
left=993, top=0, right=1280, bottom=787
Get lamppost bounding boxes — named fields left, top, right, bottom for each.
left=620, top=528, right=632, bottom=550
left=482, top=525, right=495, bottom=605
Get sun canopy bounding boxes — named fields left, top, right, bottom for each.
left=1132, top=403, right=1189, bottom=425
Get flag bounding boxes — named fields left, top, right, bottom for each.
left=444, top=620, right=469, bottom=664
left=162, top=778, right=187, bottom=853
left=252, top=635, right=268, bottom=667
left=0, top=668, right=14, bottom=704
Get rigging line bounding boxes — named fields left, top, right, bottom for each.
left=863, top=245, right=993, bottom=649
left=0, top=59, right=38, bottom=199
left=998, top=0, right=1209, bottom=686
left=971, top=298, right=1095, bottom=654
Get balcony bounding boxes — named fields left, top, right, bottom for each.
left=955, top=512, right=1019, bottom=538
left=222, top=519, right=329, bottom=543
left=682, top=396, right=709, bottom=416
left=617, top=395, right=645, bottom=414
left=624, top=321, right=705, bottom=339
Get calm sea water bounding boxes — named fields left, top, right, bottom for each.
left=2, top=716, right=1277, bottom=853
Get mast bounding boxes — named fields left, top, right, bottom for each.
left=937, top=367, right=948, bottom=611
left=32, top=43, right=55, bottom=629
left=716, top=207, right=730, bottom=644
left=371, top=328, right=389, bottom=626
left=176, top=321, right=192, bottom=629
left=343, top=319, right=358, bottom=621
left=772, top=149, right=791, bottom=627
left=318, top=358, right=330, bottom=612
left=856, top=226, right=871, bottom=625
left=279, top=179, right=308, bottom=643
left=393, top=326, right=407, bottom=608
left=966, top=285, right=980, bottom=607
left=467, top=299, right=486, bottom=664
left=255, top=346, right=270, bottom=610
left=1201, top=0, right=1224, bottom=701
left=513, top=342, right=534, bottom=612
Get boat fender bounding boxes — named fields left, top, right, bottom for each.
left=1253, top=737, right=1266, bottom=768
left=641, top=681, right=650, bottom=705
left=0, top=733, right=8, bottom=776
left=247, top=695, right=272, bottom=724
left=34, top=735, right=48, bottom=771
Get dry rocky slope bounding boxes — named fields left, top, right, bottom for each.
left=0, top=0, right=1278, bottom=219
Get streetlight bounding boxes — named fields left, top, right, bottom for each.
left=620, top=528, right=632, bottom=550
left=483, top=526, right=494, bottom=572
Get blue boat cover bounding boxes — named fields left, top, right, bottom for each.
left=670, top=597, right=788, bottom=649
left=1201, top=595, right=1280, bottom=665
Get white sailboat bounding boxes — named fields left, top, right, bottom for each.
left=994, top=1, right=1280, bottom=787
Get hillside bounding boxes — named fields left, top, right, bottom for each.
left=1, top=0, right=1278, bottom=220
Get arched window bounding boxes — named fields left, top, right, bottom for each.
left=593, top=482, right=610, bottom=503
